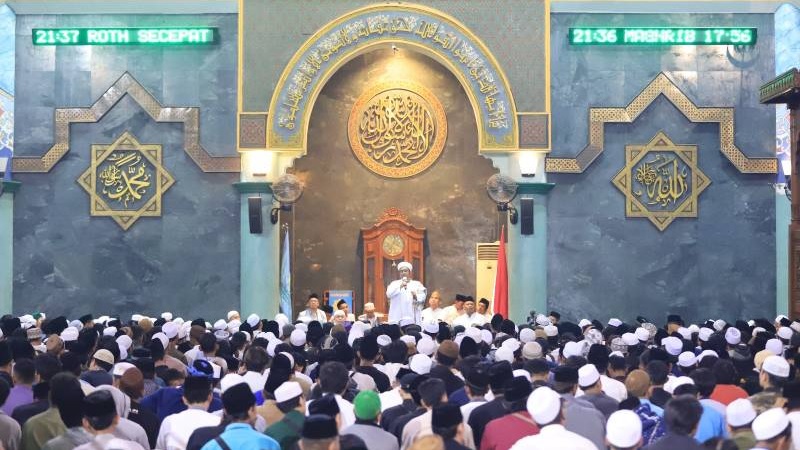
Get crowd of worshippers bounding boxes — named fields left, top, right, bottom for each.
left=1, top=311, right=800, bottom=450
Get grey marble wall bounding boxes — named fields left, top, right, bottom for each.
left=290, top=49, right=499, bottom=314
left=547, top=13, right=776, bottom=324
left=12, top=14, right=240, bottom=318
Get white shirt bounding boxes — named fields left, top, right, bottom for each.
left=386, top=279, right=427, bottom=324
left=461, top=399, right=486, bottom=425
left=76, top=434, right=144, bottom=450
left=156, top=408, right=220, bottom=450
left=576, top=375, right=628, bottom=403
left=242, top=370, right=267, bottom=393
left=380, top=388, right=403, bottom=411
left=453, top=313, right=486, bottom=328
left=297, top=308, right=327, bottom=323
left=442, top=305, right=464, bottom=325
left=510, top=424, right=597, bottom=450
left=421, top=307, right=445, bottom=323
left=306, top=394, right=356, bottom=428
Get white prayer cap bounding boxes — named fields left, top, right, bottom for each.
left=465, top=327, right=481, bottom=342
left=417, top=337, right=436, bottom=356
left=112, top=362, right=136, bottom=377
left=423, top=321, right=439, bottom=334
left=519, top=328, right=535, bottom=343
left=162, top=322, right=178, bottom=339
left=522, top=342, right=543, bottom=360
left=220, top=374, right=246, bottom=393
left=214, top=330, right=230, bottom=341
left=267, top=340, right=279, bottom=357
left=295, top=322, right=308, bottom=332
left=69, top=320, right=83, bottom=330
left=227, top=311, right=240, bottom=321
left=752, top=408, right=790, bottom=441
left=606, top=410, right=642, bottom=448
left=621, top=333, right=639, bottom=346
left=173, top=318, right=184, bottom=327
left=409, top=354, right=432, bottom=374
left=131, top=314, right=143, bottom=322
left=698, top=350, right=719, bottom=362
left=60, top=327, right=79, bottom=342
left=275, top=313, right=289, bottom=327
left=377, top=335, right=392, bottom=346
left=713, top=319, right=726, bottom=332
left=279, top=352, right=295, bottom=368
left=664, top=376, right=694, bottom=394
left=609, top=350, right=624, bottom=358
left=495, top=346, right=514, bottom=363
left=403, top=336, right=422, bottom=347
left=227, top=320, right=241, bottom=333
left=246, top=314, right=260, bottom=328
left=578, top=364, right=600, bottom=388
left=791, top=321, right=800, bottom=334
left=766, top=338, right=784, bottom=357
left=152, top=332, right=168, bottom=349
left=543, top=325, right=558, bottom=337
left=103, top=327, right=117, bottom=337
left=275, top=381, right=302, bottom=403
left=726, top=398, right=757, bottom=427
left=762, top=355, right=790, bottom=378
left=527, top=386, right=561, bottom=425
left=662, top=336, right=682, bottom=356
left=290, top=329, right=306, bottom=347
left=161, top=312, right=173, bottom=321
left=502, top=338, right=521, bottom=353
left=397, top=261, right=412, bottom=271
left=725, top=327, right=741, bottom=345
left=513, top=369, right=531, bottom=381
left=752, top=327, right=766, bottom=337
left=698, top=327, right=714, bottom=342
left=578, top=319, right=592, bottom=329
left=777, top=327, right=794, bottom=340
left=608, top=318, right=622, bottom=328
left=776, top=314, right=789, bottom=324
left=562, top=341, right=583, bottom=359
left=178, top=322, right=191, bottom=340
left=677, top=351, right=697, bottom=368
left=116, top=335, right=132, bottom=350
left=634, top=328, right=650, bottom=342
left=213, top=319, right=227, bottom=331
left=481, top=329, right=493, bottom=345
left=687, top=324, right=700, bottom=334
left=535, top=315, right=550, bottom=327
left=585, top=329, right=603, bottom=346
left=676, top=327, right=691, bottom=340
left=97, top=316, right=110, bottom=325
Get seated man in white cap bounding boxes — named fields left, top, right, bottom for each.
left=606, top=410, right=643, bottom=450
left=751, top=408, right=793, bottom=450
left=386, top=262, right=426, bottom=325
left=357, top=302, right=384, bottom=326
left=297, top=294, right=327, bottom=324
left=510, top=386, right=596, bottom=450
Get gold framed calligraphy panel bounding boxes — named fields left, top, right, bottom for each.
left=612, top=131, right=710, bottom=231
left=78, top=131, right=175, bottom=230
left=348, top=80, right=447, bottom=178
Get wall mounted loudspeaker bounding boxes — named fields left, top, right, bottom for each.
left=520, top=197, right=534, bottom=235
left=248, top=196, right=263, bottom=234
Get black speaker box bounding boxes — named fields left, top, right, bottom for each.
left=248, top=196, right=263, bottom=234
left=520, top=197, right=534, bottom=235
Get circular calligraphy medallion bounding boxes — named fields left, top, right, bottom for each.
left=348, top=80, right=447, bottom=178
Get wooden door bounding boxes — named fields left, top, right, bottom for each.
left=360, top=208, right=425, bottom=315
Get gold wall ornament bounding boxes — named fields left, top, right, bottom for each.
left=348, top=80, right=447, bottom=178
left=612, top=131, right=710, bottom=231
left=546, top=72, right=776, bottom=174
left=78, top=131, right=175, bottom=230
left=14, top=72, right=240, bottom=173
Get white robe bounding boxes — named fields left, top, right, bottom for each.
left=386, top=279, right=427, bottom=324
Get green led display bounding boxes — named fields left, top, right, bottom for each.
left=32, top=27, right=218, bottom=46
left=568, top=27, right=757, bottom=45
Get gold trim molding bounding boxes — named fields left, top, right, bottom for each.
left=13, top=72, right=240, bottom=173
left=348, top=80, right=447, bottom=178
left=546, top=72, right=777, bottom=174
left=77, top=131, right=175, bottom=230
left=612, top=131, right=710, bottom=231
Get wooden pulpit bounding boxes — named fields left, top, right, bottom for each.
left=360, top=208, right=426, bottom=314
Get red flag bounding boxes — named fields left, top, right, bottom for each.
left=493, top=226, right=509, bottom=318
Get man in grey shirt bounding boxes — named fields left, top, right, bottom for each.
left=0, top=379, right=21, bottom=450
left=578, top=364, right=619, bottom=419
left=552, top=365, right=607, bottom=450
left=342, top=390, right=399, bottom=450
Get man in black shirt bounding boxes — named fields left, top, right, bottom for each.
left=467, top=361, right=513, bottom=447
left=356, top=335, right=390, bottom=392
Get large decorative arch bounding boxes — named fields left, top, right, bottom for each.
left=265, top=3, right=519, bottom=154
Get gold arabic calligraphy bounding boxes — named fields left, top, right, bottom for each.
left=359, top=92, right=435, bottom=167
left=98, top=151, right=152, bottom=208
left=633, top=154, right=688, bottom=207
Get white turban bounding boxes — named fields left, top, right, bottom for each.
left=397, top=262, right=413, bottom=272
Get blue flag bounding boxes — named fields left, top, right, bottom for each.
left=280, top=228, right=292, bottom=319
